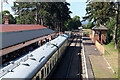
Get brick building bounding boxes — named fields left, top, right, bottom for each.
left=92, top=25, right=107, bottom=44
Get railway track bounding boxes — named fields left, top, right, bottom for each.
left=50, top=33, right=82, bottom=80
left=65, top=33, right=82, bottom=79
left=66, top=35, right=78, bottom=78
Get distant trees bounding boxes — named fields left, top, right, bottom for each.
left=64, top=16, right=82, bottom=30
left=12, top=2, right=71, bottom=32
left=1, top=10, right=16, bottom=24
left=85, top=22, right=94, bottom=29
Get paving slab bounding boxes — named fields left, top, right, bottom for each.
left=89, top=55, right=113, bottom=78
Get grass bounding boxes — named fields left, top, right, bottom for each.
left=103, top=41, right=118, bottom=54
left=103, top=41, right=118, bottom=78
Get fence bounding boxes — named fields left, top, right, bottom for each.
left=95, top=40, right=105, bottom=54
left=89, top=35, right=111, bottom=55
left=89, top=34, right=105, bottom=54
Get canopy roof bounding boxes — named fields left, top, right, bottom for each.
left=0, top=25, right=55, bottom=49
left=0, top=24, right=46, bottom=32
left=92, top=25, right=107, bottom=31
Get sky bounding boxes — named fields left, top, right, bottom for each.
left=68, top=2, right=87, bottom=20
left=0, top=0, right=87, bottom=21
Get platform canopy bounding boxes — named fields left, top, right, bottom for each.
left=0, top=25, right=55, bottom=49
left=0, top=25, right=47, bottom=32
left=92, top=25, right=107, bottom=31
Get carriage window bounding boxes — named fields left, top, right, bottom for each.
left=45, top=67, right=46, bottom=76
left=36, top=76, right=39, bottom=80
left=47, top=64, right=49, bottom=75
left=50, top=62, right=52, bottom=70
left=41, top=69, right=44, bottom=79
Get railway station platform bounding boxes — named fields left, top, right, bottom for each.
left=82, top=35, right=115, bottom=79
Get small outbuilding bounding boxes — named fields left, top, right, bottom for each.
left=92, top=25, right=108, bottom=44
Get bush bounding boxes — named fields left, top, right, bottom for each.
left=106, top=18, right=115, bottom=44
left=85, top=22, right=95, bottom=29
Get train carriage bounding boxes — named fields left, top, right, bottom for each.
left=0, top=34, right=68, bottom=80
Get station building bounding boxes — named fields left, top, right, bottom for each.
left=0, top=24, right=56, bottom=64
left=0, top=14, right=56, bottom=65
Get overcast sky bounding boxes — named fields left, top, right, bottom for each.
left=0, top=0, right=87, bottom=20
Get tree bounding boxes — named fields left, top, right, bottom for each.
left=117, top=24, right=120, bottom=51
left=106, top=18, right=115, bottom=43
left=85, top=22, right=95, bottom=29
left=12, top=2, right=71, bottom=31
left=113, top=1, right=119, bottom=49
left=83, top=1, right=120, bottom=49
left=83, top=2, right=114, bottom=26
left=0, top=10, right=16, bottom=24
left=64, top=16, right=82, bottom=30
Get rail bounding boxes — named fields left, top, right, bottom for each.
left=66, top=36, right=78, bottom=78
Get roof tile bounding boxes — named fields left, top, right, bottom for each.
left=0, top=25, right=46, bottom=32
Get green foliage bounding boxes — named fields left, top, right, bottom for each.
left=83, top=1, right=120, bottom=49
left=117, top=33, right=120, bottom=52
left=1, top=10, right=16, bottom=24
left=12, top=2, right=71, bottom=31
left=117, top=24, right=120, bottom=51
left=106, top=17, right=120, bottom=51
left=106, top=18, right=115, bottom=43
left=117, top=12, right=120, bottom=51
left=103, top=40, right=118, bottom=53
left=85, top=22, right=94, bottom=29
left=64, top=16, right=82, bottom=30
left=83, top=2, right=114, bottom=26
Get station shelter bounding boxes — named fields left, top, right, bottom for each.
left=92, top=25, right=108, bottom=44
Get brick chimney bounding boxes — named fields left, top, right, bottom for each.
left=4, top=13, right=9, bottom=24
